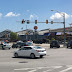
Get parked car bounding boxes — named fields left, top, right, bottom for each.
left=14, top=46, right=46, bottom=58
left=67, top=40, right=72, bottom=48
left=26, top=41, right=33, bottom=46
left=12, top=41, right=33, bottom=48
left=12, top=43, right=18, bottom=48
left=1, top=43, right=11, bottom=50
left=12, top=42, right=26, bottom=48
left=50, top=40, right=60, bottom=48
left=33, top=39, right=42, bottom=44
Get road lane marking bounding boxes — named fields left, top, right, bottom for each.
left=60, top=67, right=72, bottom=72
left=14, top=66, right=49, bottom=71
left=43, top=66, right=62, bottom=72
left=14, top=66, right=62, bottom=72
left=28, top=69, right=37, bottom=72
left=43, top=69, right=54, bottom=72
left=51, top=66, right=62, bottom=68
left=14, top=68, right=34, bottom=71
left=28, top=67, right=51, bottom=72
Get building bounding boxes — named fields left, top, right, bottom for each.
left=0, top=29, right=11, bottom=40
left=16, top=27, right=72, bottom=41
left=1, top=27, right=72, bottom=41
left=44, top=27, right=72, bottom=41
left=16, top=29, right=46, bottom=41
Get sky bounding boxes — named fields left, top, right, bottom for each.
left=0, top=0, right=72, bottom=32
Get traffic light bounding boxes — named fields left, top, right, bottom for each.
left=46, top=20, right=48, bottom=24
left=21, top=19, right=25, bottom=24
left=27, top=20, right=30, bottom=24
left=35, top=20, right=37, bottom=24
left=51, top=21, right=53, bottom=24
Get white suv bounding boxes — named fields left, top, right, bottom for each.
left=14, top=46, right=46, bottom=58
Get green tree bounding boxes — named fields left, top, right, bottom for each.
left=51, top=38, right=55, bottom=40
left=10, top=32, right=18, bottom=41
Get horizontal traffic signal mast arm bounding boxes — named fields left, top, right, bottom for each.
left=29, top=21, right=46, bottom=23
left=52, top=22, right=64, bottom=23
left=19, top=19, right=64, bottom=24
left=17, top=21, right=63, bottom=24
left=30, top=21, right=63, bottom=23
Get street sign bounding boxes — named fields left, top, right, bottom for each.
left=34, top=26, right=38, bottom=30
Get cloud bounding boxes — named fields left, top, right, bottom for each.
left=0, top=13, right=2, bottom=18
left=29, top=14, right=38, bottom=20
left=29, top=14, right=34, bottom=20
left=27, top=10, right=30, bottom=12
left=70, top=15, right=72, bottom=18
left=50, top=12, right=70, bottom=20
left=5, top=12, right=20, bottom=17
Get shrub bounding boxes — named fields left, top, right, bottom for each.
left=51, top=38, right=55, bottom=40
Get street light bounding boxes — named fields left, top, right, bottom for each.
left=51, top=10, right=66, bottom=46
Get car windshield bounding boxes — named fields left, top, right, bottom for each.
left=34, top=46, right=42, bottom=49
left=26, top=42, right=32, bottom=46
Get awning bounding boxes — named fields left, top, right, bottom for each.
left=56, top=32, right=72, bottom=35
left=71, top=32, right=72, bottom=35
left=56, top=32, right=62, bottom=35
left=65, top=32, right=71, bottom=34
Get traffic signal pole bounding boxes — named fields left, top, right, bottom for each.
left=63, top=13, right=66, bottom=46
left=51, top=10, right=66, bottom=46
left=21, top=19, right=65, bottom=44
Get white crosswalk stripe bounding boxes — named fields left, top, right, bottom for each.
left=60, top=67, right=72, bottom=72
left=60, top=65, right=72, bottom=72
left=14, top=68, right=35, bottom=71
left=14, top=65, right=72, bottom=72
left=43, top=66, right=62, bottom=72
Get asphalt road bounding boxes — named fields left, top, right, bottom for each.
left=0, top=44, right=72, bottom=72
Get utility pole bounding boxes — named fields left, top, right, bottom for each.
left=63, top=13, right=66, bottom=46
left=51, top=10, right=66, bottom=46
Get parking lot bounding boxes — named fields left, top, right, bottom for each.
left=0, top=44, right=72, bottom=72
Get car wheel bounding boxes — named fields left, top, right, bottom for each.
left=50, top=46, right=51, bottom=48
left=12, top=46, right=14, bottom=48
left=67, top=46, right=68, bottom=48
left=20, top=46, right=21, bottom=48
left=50, top=46, right=53, bottom=48
left=16, top=46, right=18, bottom=48
left=14, top=53, right=18, bottom=58
left=40, top=55, right=43, bottom=58
left=9, top=48, right=10, bottom=49
left=52, top=46, right=53, bottom=48
left=30, top=53, right=35, bottom=59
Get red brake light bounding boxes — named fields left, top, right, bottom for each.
left=4, top=45, right=6, bottom=46
left=26, top=45, right=28, bottom=46
left=36, top=50, right=40, bottom=52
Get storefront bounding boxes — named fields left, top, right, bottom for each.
left=44, top=32, right=72, bottom=41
